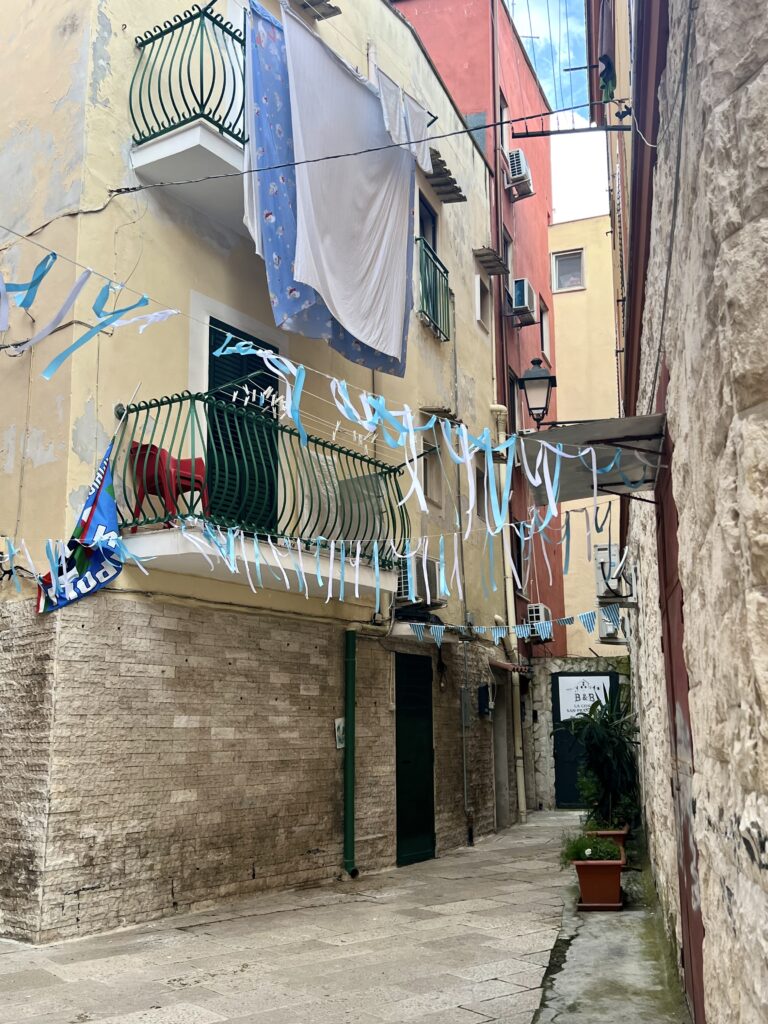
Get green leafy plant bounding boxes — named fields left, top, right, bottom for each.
left=557, top=686, right=639, bottom=827
left=560, top=833, right=622, bottom=867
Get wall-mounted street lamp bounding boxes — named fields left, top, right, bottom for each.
left=518, top=358, right=557, bottom=424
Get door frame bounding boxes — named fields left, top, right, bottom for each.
left=551, top=671, right=619, bottom=809
left=394, top=652, right=436, bottom=867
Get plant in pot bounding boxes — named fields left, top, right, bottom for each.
left=556, top=684, right=640, bottom=847
left=561, top=833, right=625, bottom=910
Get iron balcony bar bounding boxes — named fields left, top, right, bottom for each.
left=129, top=4, right=247, bottom=146
left=112, top=391, right=409, bottom=568
left=416, top=237, right=451, bottom=342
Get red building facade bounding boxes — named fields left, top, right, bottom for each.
left=393, top=0, right=566, bottom=652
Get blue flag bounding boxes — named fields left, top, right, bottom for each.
left=37, top=443, right=123, bottom=613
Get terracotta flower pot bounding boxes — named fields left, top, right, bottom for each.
left=573, top=849, right=626, bottom=910
left=585, top=823, right=630, bottom=849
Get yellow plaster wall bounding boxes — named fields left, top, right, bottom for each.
left=549, top=215, right=621, bottom=656
left=1, top=0, right=502, bottom=630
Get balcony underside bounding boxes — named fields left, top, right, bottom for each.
left=122, top=524, right=396, bottom=603
left=132, top=122, right=247, bottom=237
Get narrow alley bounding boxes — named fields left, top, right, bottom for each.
left=0, top=813, right=689, bottom=1024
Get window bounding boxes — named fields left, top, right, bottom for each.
left=476, top=275, right=491, bottom=331
left=500, top=92, right=509, bottom=153
left=539, top=299, right=551, bottom=360
left=507, top=370, right=518, bottom=435
left=417, top=193, right=450, bottom=341
left=552, top=249, right=584, bottom=291
left=512, top=529, right=525, bottom=594
left=476, top=461, right=486, bottom=522
left=422, top=443, right=442, bottom=508
left=419, top=194, right=438, bottom=251
left=502, top=230, right=513, bottom=275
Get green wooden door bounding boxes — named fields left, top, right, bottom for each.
left=207, top=319, right=278, bottom=533
left=395, top=653, right=436, bottom=866
left=551, top=672, right=618, bottom=808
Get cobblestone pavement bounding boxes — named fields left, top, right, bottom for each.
left=0, top=812, right=579, bottom=1024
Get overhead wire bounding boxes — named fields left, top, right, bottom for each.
left=544, top=0, right=561, bottom=109
left=107, top=101, right=612, bottom=201
left=0, top=222, right=657, bottom=456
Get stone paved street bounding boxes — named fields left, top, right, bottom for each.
left=0, top=812, right=578, bottom=1024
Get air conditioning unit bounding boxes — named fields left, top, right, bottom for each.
left=505, top=149, right=534, bottom=199
left=526, top=603, right=551, bottom=629
left=598, top=607, right=628, bottom=645
left=396, top=557, right=447, bottom=609
left=595, top=544, right=639, bottom=607
left=595, top=544, right=620, bottom=599
left=508, top=278, right=537, bottom=326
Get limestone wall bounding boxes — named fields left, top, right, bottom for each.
left=625, top=517, right=682, bottom=950
left=629, top=0, right=768, bottom=1017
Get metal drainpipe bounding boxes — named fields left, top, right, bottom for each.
left=343, top=629, right=359, bottom=878
left=492, top=405, right=528, bottom=824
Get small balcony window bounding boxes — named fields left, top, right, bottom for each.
left=553, top=249, right=584, bottom=291
left=416, top=237, right=451, bottom=342
left=476, top=276, right=492, bottom=332
left=422, top=443, right=442, bottom=509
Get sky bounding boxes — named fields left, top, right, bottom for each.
left=510, top=0, right=609, bottom=222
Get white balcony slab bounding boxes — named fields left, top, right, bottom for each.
left=132, top=122, right=247, bottom=237
left=121, top=525, right=396, bottom=604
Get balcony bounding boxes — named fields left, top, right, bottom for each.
left=113, top=392, right=408, bottom=596
left=128, top=4, right=247, bottom=234
left=416, top=238, right=451, bottom=342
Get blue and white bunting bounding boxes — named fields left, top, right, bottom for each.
left=409, top=623, right=426, bottom=642
left=578, top=610, right=597, bottom=634
left=430, top=624, right=446, bottom=648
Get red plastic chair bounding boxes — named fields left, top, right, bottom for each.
left=129, top=442, right=208, bottom=530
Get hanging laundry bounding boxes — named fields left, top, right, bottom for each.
left=377, top=68, right=433, bottom=173
left=243, top=2, right=411, bottom=376
left=282, top=6, right=414, bottom=362
left=598, top=0, right=617, bottom=101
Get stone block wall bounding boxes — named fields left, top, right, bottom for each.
left=39, top=593, right=350, bottom=940
left=0, top=596, right=500, bottom=942
left=629, top=0, right=768, bottom=1017
left=625, top=513, right=683, bottom=950
left=0, top=602, right=56, bottom=939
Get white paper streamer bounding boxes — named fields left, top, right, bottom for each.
left=8, top=269, right=92, bottom=355
left=111, top=308, right=179, bottom=333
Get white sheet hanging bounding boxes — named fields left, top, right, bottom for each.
left=403, top=92, right=433, bottom=173
left=376, top=68, right=408, bottom=146
left=242, top=11, right=263, bottom=258
left=377, top=68, right=433, bottom=174
left=283, top=9, right=413, bottom=360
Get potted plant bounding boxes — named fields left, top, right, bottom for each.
left=561, top=833, right=625, bottom=910
left=556, top=685, right=640, bottom=839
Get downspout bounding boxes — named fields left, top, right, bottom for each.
left=343, top=628, right=359, bottom=878
left=491, top=405, right=528, bottom=824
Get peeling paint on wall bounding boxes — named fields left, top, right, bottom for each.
left=68, top=485, right=90, bottom=517
left=26, top=429, right=56, bottom=468
left=71, top=399, right=110, bottom=465
left=1, top=426, right=17, bottom=475
left=90, top=2, right=112, bottom=109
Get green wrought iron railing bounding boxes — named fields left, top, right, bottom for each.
left=416, top=237, right=451, bottom=342
left=112, top=392, right=409, bottom=566
left=129, top=3, right=247, bottom=146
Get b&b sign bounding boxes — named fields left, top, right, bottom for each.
left=558, top=675, right=611, bottom=720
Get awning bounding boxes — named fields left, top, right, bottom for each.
left=426, top=148, right=467, bottom=203
left=519, top=414, right=666, bottom=504
left=473, top=246, right=509, bottom=276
